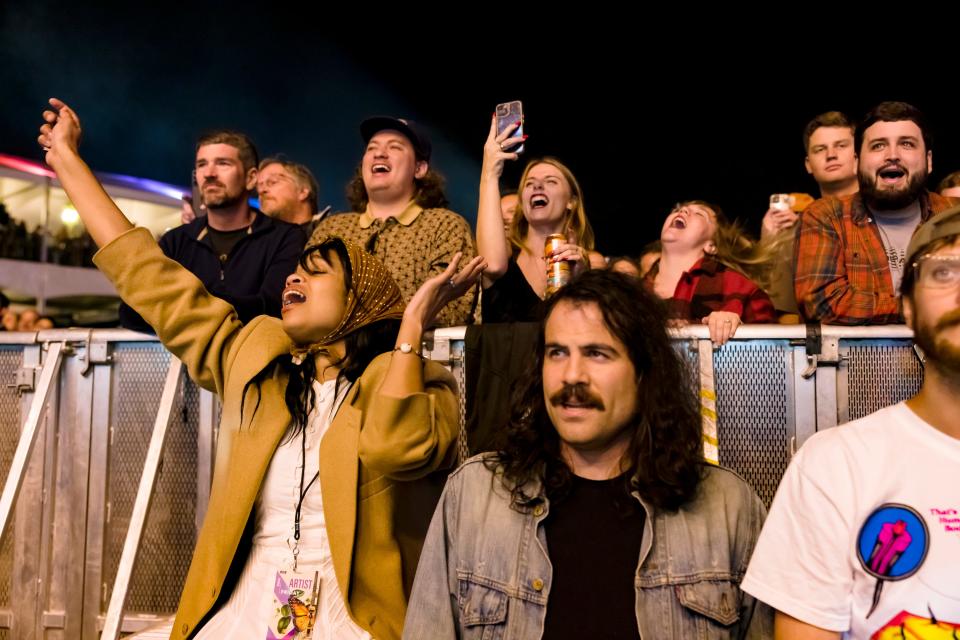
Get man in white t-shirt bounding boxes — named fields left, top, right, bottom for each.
left=742, top=205, right=960, bottom=638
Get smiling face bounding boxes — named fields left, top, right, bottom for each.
left=660, top=202, right=718, bottom=255
left=280, top=246, right=349, bottom=345
left=542, top=299, right=638, bottom=474
left=520, top=162, right=575, bottom=229
left=361, top=130, right=428, bottom=203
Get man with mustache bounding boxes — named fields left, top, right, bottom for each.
left=743, top=207, right=960, bottom=638
left=403, top=270, right=772, bottom=638
left=120, top=131, right=305, bottom=331
left=794, top=102, right=956, bottom=325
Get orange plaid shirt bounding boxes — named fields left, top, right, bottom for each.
left=794, top=190, right=954, bottom=324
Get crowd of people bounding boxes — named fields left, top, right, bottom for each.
left=30, top=96, right=960, bottom=639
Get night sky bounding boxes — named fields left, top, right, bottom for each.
left=3, top=6, right=959, bottom=256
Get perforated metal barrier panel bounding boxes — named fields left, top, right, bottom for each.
left=713, top=341, right=794, bottom=507
left=841, top=340, right=924, bottom=423
left=102, top=343, right=198, bottom=616
left=0, top=346, right=22, bottom=621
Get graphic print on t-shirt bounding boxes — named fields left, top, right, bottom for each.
left=871, top=609, right=960, bottom=639
left=856, top=504, right=930, bottom=619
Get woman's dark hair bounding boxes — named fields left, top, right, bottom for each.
left=241, top=238, right=401, bottom=441
left=489, top=270, right=704, bottom=511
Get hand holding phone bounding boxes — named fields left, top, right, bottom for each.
left=495, top=101, right=524, bottom=154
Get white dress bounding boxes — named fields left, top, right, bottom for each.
left=194, top=379, right=371, bottom=640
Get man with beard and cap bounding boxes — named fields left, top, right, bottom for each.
left=743, top=206, right=960, bottom=638
left=403, top=270, right=772, bottom=639
left=794, top=102, right=956, bottom=325
left=120, top=131, right=306, bottom=332
left=309, top=117, right=477, bottom=327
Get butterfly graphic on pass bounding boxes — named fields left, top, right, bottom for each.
left=277, top=593, right=317, bottom=637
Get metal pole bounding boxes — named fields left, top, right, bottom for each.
left=0, top=341, right=64, bottom=542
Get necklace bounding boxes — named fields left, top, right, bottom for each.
left=874, top=221, right=906, bottom=274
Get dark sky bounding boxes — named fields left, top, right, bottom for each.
left=3, top=6, right=959, bottom=256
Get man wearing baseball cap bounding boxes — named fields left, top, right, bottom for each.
left=310, top=117, right=477, bottom=326
left=742, top=206, right=960, bottom=637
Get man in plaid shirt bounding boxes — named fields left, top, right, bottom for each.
left=795, top=102, right=955, bottom=325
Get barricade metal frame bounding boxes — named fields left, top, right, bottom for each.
left=0, top=325, right=922, bottom=637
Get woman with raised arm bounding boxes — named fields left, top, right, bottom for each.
left=38, top=98, right=485, bottom=640
left=476, top=116, right=602, bottom=322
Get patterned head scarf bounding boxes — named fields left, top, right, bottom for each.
left=289, top=235, right=405, bottom=363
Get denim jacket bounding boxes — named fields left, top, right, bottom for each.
left=403, top=455, right=773, bottom=639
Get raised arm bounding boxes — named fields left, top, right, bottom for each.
left=477, top=115, right=524, bottom=285
left=38, top=98, right=134, bottom=246
left=38, top=98, right=256, bottom=394
left=359, top=253, right=486, bottom=477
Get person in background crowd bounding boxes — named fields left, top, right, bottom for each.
left=795, top=101, right=955, bottom=324
left=477, top=116, right=602, bottom=323
left=647, top=200, right=776, bottom=345
left=309, top=116, right=477, bottom=327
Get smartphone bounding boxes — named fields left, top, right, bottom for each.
left=769, top=193, right=794, bottom=212
left=496, top=101, right=524, bottom=154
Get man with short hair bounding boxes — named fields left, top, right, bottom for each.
left=120, top=131, right=305, bottom=331
left=794, top=101, right=955, bottom=324
left=404, top=270, right=771, bottom=638
left=257, top=156, right=322, bottom=232
left=761, top=112, right=858, bottom=318
left=744, top=206, right=960, bottom=638
left=309, top=117, right=476, bottom=327
left=762, top=111, right=858, bottom=242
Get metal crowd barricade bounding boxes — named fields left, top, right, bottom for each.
left=0, top=325, right=921, bottom=637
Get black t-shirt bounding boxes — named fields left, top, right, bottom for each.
left=205, top=226, right=249, bottom=263
left=542, top=474, right=645, bottom=639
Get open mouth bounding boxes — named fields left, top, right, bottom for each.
left=282, top=289, right=307, bottom=308
left=371, top=163, right=391, bottom=174
left=671, top=216, right=687, bottom=229
left=530, top=195, right=549, bottom=209
left=878, top=166, right=906, bottom=183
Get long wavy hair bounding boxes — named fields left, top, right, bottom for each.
left=489, top=270, right=705, bottom=511
left=345, top=166, right=449, bottom=211
left=507, top=157, right=595, bottom=253
left=677, top=200, right=777, bottom=292
left=241, top=238, right=401, bottom=441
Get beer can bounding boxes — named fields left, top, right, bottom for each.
left=545, top=233, right=570, bottom=295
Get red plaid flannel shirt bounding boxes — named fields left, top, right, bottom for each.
left=647, top=257, right=776, bottom=323
left=794, top=190, right=954, bottom=325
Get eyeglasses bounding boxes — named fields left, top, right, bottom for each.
left=912, top=254, right=960, bottom=290
left=258, top=174, right=295, bottom=190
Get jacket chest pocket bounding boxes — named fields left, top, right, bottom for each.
left=675, top=580, right=741, bottom=638
left=458, top=578, right=508, bottom=640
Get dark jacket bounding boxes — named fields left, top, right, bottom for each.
left=119, top=210, right=305, bottom=331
